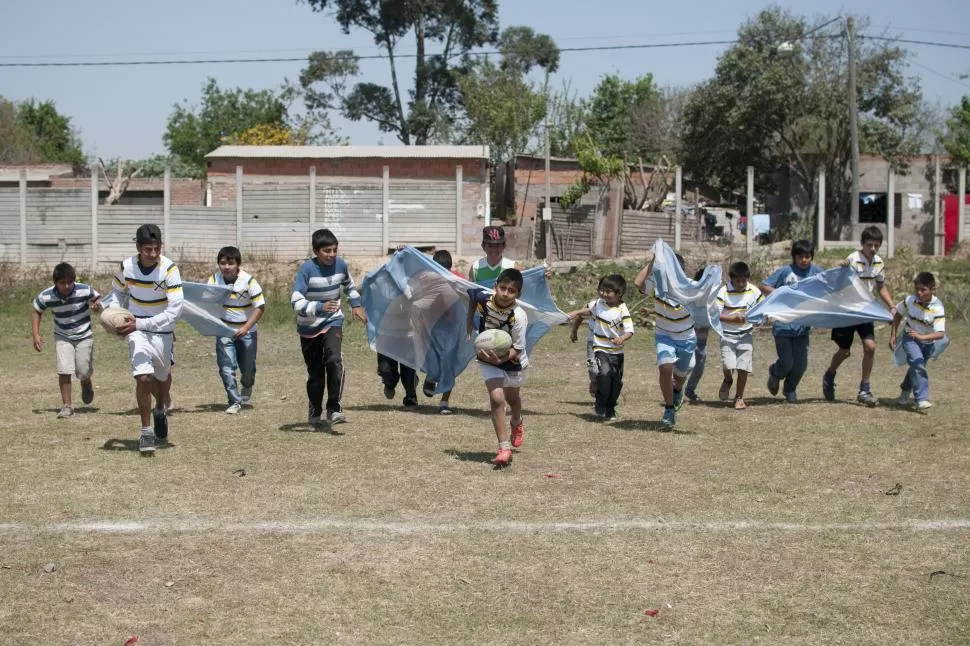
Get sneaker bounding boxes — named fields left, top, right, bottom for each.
left=403, top=397, right=418, bottom=408
left=511, top=420, right=525, bottom=448
left=153, top=409, right=169, bottom=440
left=439, top=402, right=453, bottom=415
left=308, top=410, right=324, bottom=426
left=897, top=390, right=911, bottom=407
left=594, top=408, right=606, bottom=419
left=327, top=410, right=347, bottom=424
left=685, top=390, right=700, bottom=403
left=660, top=407, right=676, bottom=430
left=139, top=431, right=155, bottom=455
left=606, top=410, right=619, bottom=421
left=240, top=386, right=252, bottom=405
left=785, top=392, right=798, bottom=404
left=916, top=400, right=933, bottom=411
left=734, top=397, right=747, bottom=410
left=767, top=372, right=780, bottom=397
left=856, top=390, right=878, bottom=408
left=225, top=402, right=242, bottom=415
left=81, top=381, right=94, bottom=405
left=422, top=380, right=437, bottom=398
left=56, top=405, right=74, bottom=419
left=491, top=448, right=513, bottom=466
left=822, top=372, right=836, bottom=402
left=718, top=380, right=732, bottom=401
left=673, top=389, right=684, bottom=411
left=383, top=386, right=395, bottom=400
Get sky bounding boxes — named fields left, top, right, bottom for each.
left=3, top=0, right=969, bottom=160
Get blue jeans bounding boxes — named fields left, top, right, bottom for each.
left=899, top=336, right=935, bottom=402
left=685, top=330, right=708, bottom=396
left=216, top=332, right=257, bottom=404
left=770, top=334, right=810, bottom=395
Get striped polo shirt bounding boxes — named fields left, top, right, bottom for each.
left=585, top=298, right=634, bottom=354
left=716, top=282, right=763, bottom=336
left=291, top=257, right=361, bottom=337
left=643, top=279, right=696, bottom=341
left=470, top=288, right=529, bottom=371
left=846, top=250, right=885, bottom=295
left=33, top=283, right=102, bottom=341
left=470, top=256, right=515, bottom=285
left=897, top=294, right=945, bottom=337
left=109, top=256, right=183, bottom=333
left=208, top=270, right=266, bottom=330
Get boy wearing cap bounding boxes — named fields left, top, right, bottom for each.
left=468, top=225, right=518, bottom=285
left=107, top=223, right=184, bottom=455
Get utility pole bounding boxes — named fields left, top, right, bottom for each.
left=847, top=16, right=860, bottom=231
left=544, top=120, right=552, bottom=261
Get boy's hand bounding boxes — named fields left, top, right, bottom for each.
left=889, top=336, right=897, bottom=351
left=907, top=329, right=922, bottom=341
left=90, top=299, right=103, bottom=313
left=116, top=319, right=137, bottom=336
left=233, top=325, right=250, bottom=340
left=839, top=258, right=851, bottom=268
left=352, top=307, right=367, bottom=324
left=32, top=335, right=43, bottom=352
left=322, top=301, right=341, bottom=314
left=477, top=348, right=502, bottom=365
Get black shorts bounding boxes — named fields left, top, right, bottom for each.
left=831, top=322, right=875, bottom=349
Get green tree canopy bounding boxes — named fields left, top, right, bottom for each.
left=941, top=96, right=970, bottom=168
left=298, top=0, right=499, bottom=145
left=8, top=98, right=85, bottom=166
left=585, top=74, right=659, bottom=159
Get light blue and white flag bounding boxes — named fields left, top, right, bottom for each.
left=100, top=281, right=236, bottom=337
left=650, top=239, right=724, bottom=336
left=362, top=247, right=568, bottom=393
left=745, top=266, right=893, bottom=329
left=892, top=334, right=950, bottom=367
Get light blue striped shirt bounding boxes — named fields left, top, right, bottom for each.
left=33, top=283, right=102, bottom=341
left=291, top=257, right=361, bottom=337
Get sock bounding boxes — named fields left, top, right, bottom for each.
left=141, top=426, right=153, bottom=435
left=510, top=418, right=522, bottom=427
left=826, top=370, right=836, bottom=377
left=664, top=405, right=674, bottom=411
left=860, top=381, right=870, bottom=393
left=498, top=441, right=512, bottom=451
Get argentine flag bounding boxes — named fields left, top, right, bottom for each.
left=650, top=240, right=724, bottom=337
left=362, top=247, right=568, bottom=394
left=745, top=266, right=893, bottom=329
left=101, top=281, right=237, bottom=337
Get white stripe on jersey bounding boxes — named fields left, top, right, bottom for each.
left=208, top=270, right=265, bottom=328
left=586, top=298, right=634, bottom=354
left=110, top=255, right=183, bottom=333
left=846, top=250, right=885, bottom=295
left=716, top=282, right=763, bottom=335
left=33, top=283, right=101, bottom=341
left=897, top=294, right=945, bottom=336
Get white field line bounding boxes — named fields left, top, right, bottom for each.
left=0, top=518, right=969, bottom=535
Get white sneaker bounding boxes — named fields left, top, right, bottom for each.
left=897, top=390, right=911, bottom=407
left=225, top=402, right=242, bottom=414
left=327, top=410, right=347, bottom=424
left=56, top=405, right=74, bottom=419
left=916, top=400, right=933, bottom=411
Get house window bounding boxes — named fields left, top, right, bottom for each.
left=859, top=192, right=902, bottom=227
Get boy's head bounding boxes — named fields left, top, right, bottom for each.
left=312, top=228, right=339, bottom=265
left=675, top=253, right=686, bottom=272
left=791, top=239, right=814, bottom=270
left=493, top=267, right=523, bottom=308
left=52, top=262, right=76, bottom=296
left=217, top=246, right=242, bottom=280
left=432, top=249, right=453, bottom=270
left=914, top=271, right=936, bottom=303
left=481, top=225, right=507, bottom=263
left=598, top=274, right=627, bottom=304
left=134, top=224, right=163, bottom=267
left=729, top=261, right=751, bottom=288
left=860, top=226, right=883, bottom=259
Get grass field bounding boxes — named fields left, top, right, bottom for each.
left=1, top=267, right=969, bottom=644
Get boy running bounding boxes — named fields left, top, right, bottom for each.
left=716, top=262, right=763, bottom=410
left=468, top=225, right=517, bottom=285
left=890, top=272, right=946, bottom=411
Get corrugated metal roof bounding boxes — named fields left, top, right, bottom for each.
left=206, top=145, right=490, bottom=160
left=0, top=171, right=59, bottom=182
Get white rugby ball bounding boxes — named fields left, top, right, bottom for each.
left=100, top=306, right=135, bottom=336
left=475, top=329, right=513, bottom=357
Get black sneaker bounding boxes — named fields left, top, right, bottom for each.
left=822, top=371, right=836, bottom=402
left=767, top=372, right=780, bottom=397
left=153, top=408, right=169, bottom=441
left=403, top=397, right=418, bottom=408
left=81, top=380, right=94, bottom=405
left=422, top=380, right=437, bottom=398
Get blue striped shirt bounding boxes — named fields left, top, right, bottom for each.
left=33, top=283, right=102, bottom=341
left=291, top=257, right=361, bottom=337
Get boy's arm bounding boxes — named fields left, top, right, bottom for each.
left=291, top=264, right=320, bottom=317
left=506, top=309, right=528, bottom=364
left=342, top=263, right=366, bottom=324
left=634, top=259, right=654, bottom=295
left=89, top=286, right=103, bottom=312
left=465, top=290, right=480, bottom=337
left=616, top=304, right=634, bottom=344
left=104, top=263, right=129, bottom=309
left=235, top=278, right=266, bottom=339
left=135, top=264, right=184, bottom=333
left=888, top=307, right=902, bottom=349
left=569, top=312, right=584, bottom=342
left=30, top=308, right=43, bottom=352
left=877, top=282, right=894, bottom=311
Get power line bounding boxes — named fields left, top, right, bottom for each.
left=859, top=35, right=970, bottom=50
left=908, top=59, right=970, bottom=91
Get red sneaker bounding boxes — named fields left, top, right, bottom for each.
left=510, top=421, right=525, bottom=448
left=491, top=448, right=512, bottom=466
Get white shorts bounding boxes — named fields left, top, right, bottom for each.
left=128, top=330, right=174, bottom=381
left=479, top=363, right=527, bottom=388
left=720, top=332, right=754, bottom=373
left=55, top=337, right=93, bottom=379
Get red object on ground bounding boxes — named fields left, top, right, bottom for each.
left=543, top=473, right=563, bottom=479
left=643, top=609, right=660, bottom=617
left=943, top=194, right=970, bottom=254
left=123, top=637, right=139, bottom=646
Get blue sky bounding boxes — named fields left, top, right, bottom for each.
left=3, top=0, right=969, bottom=160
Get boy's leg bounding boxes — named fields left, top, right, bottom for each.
left=150, top=334, right=173, bottom=439
left=400, top=363, right=419, bottom=405
left=237, top=332, right=257, bottom=400
left=322, top=330, right=346, bottom=419
left=685, top=335, right=707, bottom=399
left=902, top=337, right=932, bottom=402
left=377, top=354, right=401, bottom=393
left=771, top=335, right=793, bottom=384
left=605, top=354, right=624, bottom=415
left=858, top=323, right=877, bottom=393
left=58, top=375, right=73, bottom=408
left=786, top=334, right=811, bottom=396
left=300, top=335, right=327, bottom=420
left=76, top=337, right=94, bottom=405
left=658, top=363, right=675, bottom=406
left=54, top=339, right=75, bottom=410
left=486, top=377, right=512, bottom=463
left=216, top=336, right=242, bottom=405
left=135, top=375, right=155, bottom=428
left=593, top=352, right=610, bottom=415
left=824, top=327, right=854, bottom=400
left=672, top=338, right=697, bottom=406
left=734, top=334, right=753, bottom=401
left=586, top=340, right=597, bottom=396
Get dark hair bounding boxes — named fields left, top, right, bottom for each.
left=674, top=253, right=686, bottom=271
left=729, top=261, right=751, bottom=279
left=914, top=271, right=936, bottom=289
left=598, top=274, right=627, bottom=296
left=861, top=226, right=883, bottom=245
left=52, top=262, right=76, bottom=282
left=693, top=268, right=705, bottom=281
left=312, top=228, right=339, bottom=251
left=495, top=268, right=523, bottom=291
left=217, top=246, right=242, bottom=265
left=432, top=249, right=453, bottom=269
left=791, top=239, right=814, bottom=259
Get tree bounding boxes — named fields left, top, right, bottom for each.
left=298, top=0, right=499, bottom=145
left=941, top=96, right=970, bottom=168
left=13, top=99, right=85, bottom=166
left=546, top=82, right=587, bottom=158
left=455, top=26, right=560, bottom=166
left=585, top=74, right=659, bottom=159
left=680, top=8, right=924, bottom=237
left=164, top=78, right=289, bottom=171
left=221, top=123, right=310, bottom=146
left=0, top=97, right=41, bottom=163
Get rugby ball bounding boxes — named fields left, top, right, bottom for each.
left=475, top=329, right=513, bottom=357
left=100, top=306, right=135, bottom=336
